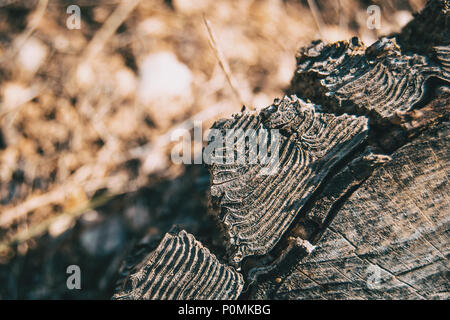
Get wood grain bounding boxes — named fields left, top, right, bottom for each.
left=289, top=36, right=446, bottom=124
left=208, top=96, right=368, bottom=263
left=113, top=228, right=244, bottom=300
left=250, top=122, right=449, bottom=299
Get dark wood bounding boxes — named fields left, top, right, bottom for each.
left=288, top=36, right=445, bottom=125
left=249, top=122, right=449, bottom=299
left=113, top=0, right=449, bottom=300
left=113, top=228, right=244, bottom=300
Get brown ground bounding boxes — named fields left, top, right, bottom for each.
left=0, top=0, right=426, bottom=299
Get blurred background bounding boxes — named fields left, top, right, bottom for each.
left=0, top=0, right=426, bottom=299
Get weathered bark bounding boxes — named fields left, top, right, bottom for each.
left=208, top=96, right=368, bottom=264
left=288, top=36, right=445, bottom=125
left=113, top=228, right=244, bottom=300
left=434, top=46, right=450, bottom=82
left=249, top=122, right=449, bottom=299
left=113, top=0, right=449, bottom=300
left=394, top=0, right=449, bottom=57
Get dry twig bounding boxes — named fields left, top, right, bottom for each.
left=203, top=15, right=247, bottom=109
left=306, top=0, right=325, bottom=38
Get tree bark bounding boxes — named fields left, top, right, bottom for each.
left=113, top=0, right=449, bottom=300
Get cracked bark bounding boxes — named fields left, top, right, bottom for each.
left=249, top=122, right=449, bottom=300
left=113, top=0, right=449, bottom=300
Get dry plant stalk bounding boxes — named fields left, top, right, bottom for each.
left=306, top=0, right=325, bottom=38
left=0, top=192, right=117, bottom=254
left=203, top=14, right=247, bottom=109
left=79, top=0, right=141, bottom=63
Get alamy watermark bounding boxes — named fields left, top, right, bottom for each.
left=170, top=122, right=281, bottom=175
left=367, top=5, right=381, bottom=30
left=3, top=2, right=385, bottom=31
left=66, top=265, right=81, bottom=290
left=66, top=5, right=81, bottom=30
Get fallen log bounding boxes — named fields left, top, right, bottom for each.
left=113, top=0, right=449, bottom=300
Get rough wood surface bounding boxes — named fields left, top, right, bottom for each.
left=299, top=148, right=392, bottom=242
left=208, top=96, right=368, bottom=263
left=434, top=45, right=450, bottom=82
left=394, top=0, right=448, bottom=56
left=288, top=36, right=445, bottom=124
left=113, top=0, right=449, bottom=300
left=249, top=122, right=449, bottom=300
left=113, top=228, right=244, bottom=300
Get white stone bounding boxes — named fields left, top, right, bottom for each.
left=138, top=18, right=165, bottom=36
left=395, top=10, right=413, bottom=28
left=76, top=62, right=95, bottom=88
left=115, top=68, right=137, bottom=98
left=173, top=0, right=209, bottom=14
left=49, top=215, right=75, bottom=237
left=17, top=37, right=48, bottom=74
left=138, top=52, right=192, bottom=105
left=2, top=82, right=29, bottom=108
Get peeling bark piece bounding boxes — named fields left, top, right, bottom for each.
left=113, top=236, right=162, bottom=295
left=394, top=0, right=449, bottom=57
left=289, top=37, right=444, bottom=124
left=208, top=96, right=368, bottom=263
left=113, top=229, right=244, bottom=300
left=251, top=122, right=449, bottom=300
left=288, top=37, right=366, bottom=104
